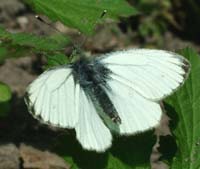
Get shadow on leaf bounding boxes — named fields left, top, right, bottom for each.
left=164, top=102, right=179, bottom=131
left=55, top=130, right=156, bottom=169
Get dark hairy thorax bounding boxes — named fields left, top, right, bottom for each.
left=71, top=57, right=121, bottom=124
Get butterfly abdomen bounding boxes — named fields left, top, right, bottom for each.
left=71, top=57, right=121, bottom=124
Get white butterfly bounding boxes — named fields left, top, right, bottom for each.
left=25, top=49, right=190, bottom=152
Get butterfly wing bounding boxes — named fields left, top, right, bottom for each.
left=75, top=88, right=112, bottom=152
left=99, top=49, right=189, bottom=135
left=25, top=66, right=79, bottom=128
left=100, top=49, right=189, bottom=101
left=25, top=66, right=112, bottom=152
left=104, top=79, right=162, bottom=135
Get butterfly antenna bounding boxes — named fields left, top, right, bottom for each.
left=35, top=15, right=64, bottom=35
left=35, top=15, right=85, bottom=51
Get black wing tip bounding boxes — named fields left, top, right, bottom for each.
left=182, top=57, right=191, bottom=80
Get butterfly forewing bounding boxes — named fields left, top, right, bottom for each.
left=100, top=49, right=190, bottom=101
left=26, top=67, right=79, bottom=128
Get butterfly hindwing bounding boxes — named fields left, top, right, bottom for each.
left=104, top=79, right=162, bottom=135
left=75, top=88, right=112, bottom=152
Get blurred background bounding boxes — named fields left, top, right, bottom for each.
left=0, top=0, right=199, bottom=169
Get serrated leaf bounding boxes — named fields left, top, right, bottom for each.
left=25, top=0, right=138, bottom=34
left=165, top=48, right=200, bottom=169
left=54, top=131, right=154, bottom=169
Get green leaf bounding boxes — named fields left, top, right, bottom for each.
left=11, top=33, right=69, bottom=52
left=45, top=53, right=70, bottom=69
left=0, top=82, right=12, bottom=102
left=0, top=43, right=30, bottom=64
left=0, top=26, right=70, bottom=62
left=165, top=48, right=200, bottom=169
left=0, top=26, right=69, bottom=54
left=25, top=0, right=138, bottom=34
left=0, top=82, right=12, bottom=117
left=54, top=131, right=155, bottom=169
